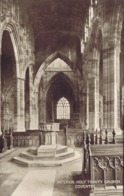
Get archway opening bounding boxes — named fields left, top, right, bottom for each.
left=1, top=30, right=16, bottom=131
left=38, top=72, right=77, bottom=128
left=46, top=74, right=75, bottom=123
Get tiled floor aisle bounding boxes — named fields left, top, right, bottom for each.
left=0, top=147, right=89, bottom=196
left=11, top=170, right=57, bottom=196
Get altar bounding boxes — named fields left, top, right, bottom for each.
left=39, top=123, right=60, bottom=145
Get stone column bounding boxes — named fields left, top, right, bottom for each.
left=103, top=47, right=120, bottom=130
left=78, top=79, right=84, bottom=125
left=28, top=65, right=38, bottom=130
left=30, top=98, right=39, bottom=130
left=42, top=98, right=46, bottom=123
left=120, top=49, right=124, bottom=129
left=88, top=59, right=99, bottom=129
left=51, top=101, right=55, bottom=122
left=85, top=82, right=89, bottom=129
left=32, top=91, right=39, bottom=129
left=79, top=87, right=88, bottom=130
left=0, top=51, right=2, bottom=134
left=14, top=77, right=25, bottom=132
left=79, top=96, right=84, bottom=125
left=121, top=86, right=124, bottom=129
left=89, top=77, right=99, bottom=129
left=39, top=92, right=46, bottom=125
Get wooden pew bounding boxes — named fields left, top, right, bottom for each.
left=82, top=132, right=123, bottom=196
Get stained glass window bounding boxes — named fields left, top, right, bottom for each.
left=57, top=97, right=70, bottom=119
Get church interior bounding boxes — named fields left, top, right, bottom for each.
left=0, top=0, right=124, bottom=196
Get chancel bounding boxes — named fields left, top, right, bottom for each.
left=0, top=0, right=123, bottom=196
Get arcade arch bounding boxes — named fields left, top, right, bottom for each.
left=33, top=52, right=77, bottom=128
left=1, top=30, right=17, bottom=130
left=39, top=72, right=76, bottom=124
left=0, top=25, right=25, bottom=132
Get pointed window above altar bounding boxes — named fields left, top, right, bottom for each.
left=57, top=97, right=70, bottom=119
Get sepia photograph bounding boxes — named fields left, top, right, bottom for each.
left=0, top=0, right=123, bottom=195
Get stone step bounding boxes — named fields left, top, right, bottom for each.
left=29, top=145, right=67, bottom=155
left=13, top=156, right=29, bottom=167
left=37, top=151, right=55, bottom=157
left=55, top=148, right=74, bottom=160
left=56, top=145, right=68, bottom=154
left=28, top=147, right=37, bottom=155
left=20, top=148, right=74, bottom=160
left=21, top=152, right=54, bottom=160
left=12, top=151, right=81, bottom=167
left=37, top=145, right=57, bottom=154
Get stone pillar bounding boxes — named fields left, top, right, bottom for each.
left=121, top=86, right=124, bottom=129
left=120, top=49, right=124, bottom=130
left=0, top=51, right=2, bottom=134
left=28, top=65, right=38, bottom=130
left=14, top=77, right=25, bottom=132
left=38, top=93, right=46, bottom=125
left=78, top=79, right=84, bottom=124
left=86, top=82, right=89, bottom=129
left=88, top=59, right=99, bottom=129
left=32, top=91, right=39, bottom=129
left=79, top=86, right=88, bottom=130
left=42, top=98, right=46, bottom=123
left=89, top=77, right=99, bottom=129
left=52, top=101, right=55, bottom=122
left=30, top=98, right=39, bottom=130
left=79, top=97, right=84, bottom=124
left=103, top=47, right=120, bottom=130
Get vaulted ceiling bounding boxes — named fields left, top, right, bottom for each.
left=20, top=0, right=90, bottom=70
left=21, top=0, right=89, bottom=48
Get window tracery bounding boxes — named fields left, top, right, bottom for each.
left=57, top=97, right=70, bottom=119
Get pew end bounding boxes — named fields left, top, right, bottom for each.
left=82, top=143, right=123, bottom=196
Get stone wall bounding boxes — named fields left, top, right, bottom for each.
left=84, top=0, right=124, bottom=131
left=0, top=0, right=34, bottom=132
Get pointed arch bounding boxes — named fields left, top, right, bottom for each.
left=45, top=72, right=75, bottom=98
left=34, top=51, right=74, bottom=92
left=0, top=22, right=21, bottom=78
left=43, top=72, right=75, bottom=122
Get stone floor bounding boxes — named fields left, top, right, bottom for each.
left=0, top=147, right=90, bottom=196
